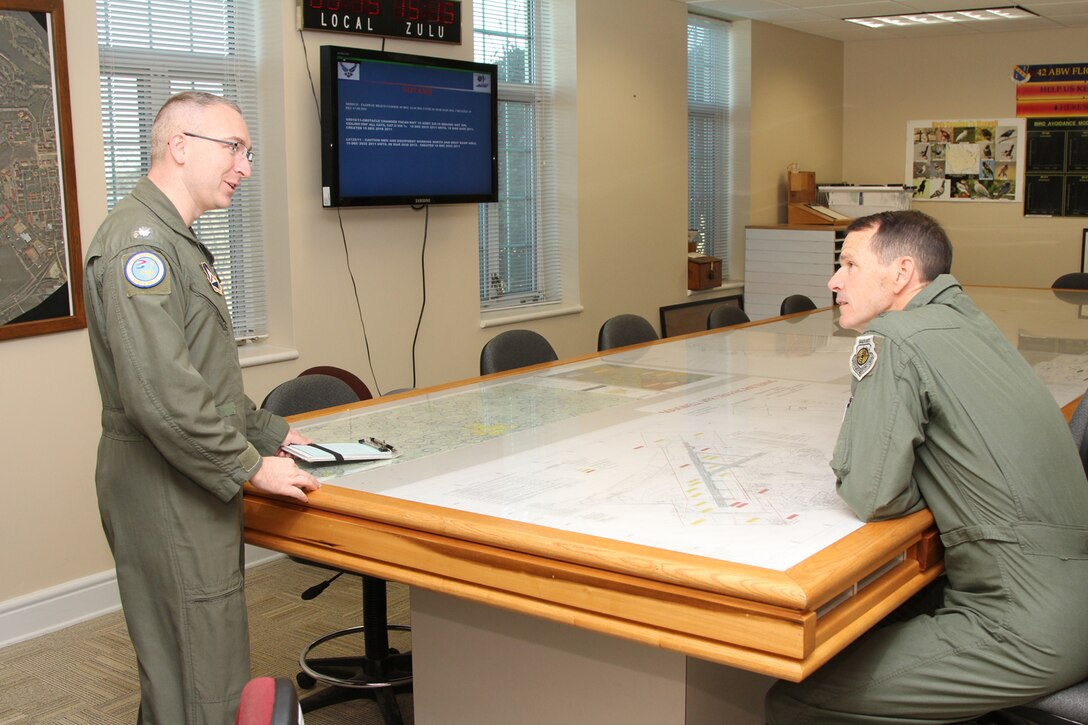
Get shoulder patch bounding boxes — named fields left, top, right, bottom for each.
left=850, top=335, right=878, bottom=381
left=124, top=251, right=167, bottom=290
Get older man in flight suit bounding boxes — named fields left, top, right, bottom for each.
left=84, top=92, right=321, bottom=724
left=766, top=210, right=1088, bottom=723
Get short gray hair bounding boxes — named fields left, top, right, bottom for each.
left=149, top=92, right=243, bottom=161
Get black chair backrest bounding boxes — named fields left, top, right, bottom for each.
left=707, top=304, right=750, bottom=330
left=597, top=314, right=659, bottom=351
left=261, top=374, right=360, bottom=417
left=299, top=366, right=372, bottom=401
left=780, top=294, right=817, bottom=315
left=1052, top=273, right=1088, bottom=290
left=480, top=329, right=559, bottom=375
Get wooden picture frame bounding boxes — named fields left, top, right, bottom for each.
left=1081, top=228, right=1088, bottom=274
left=0, top=0, right=84, bottom=341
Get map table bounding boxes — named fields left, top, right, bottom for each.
left=244, top=286, right=1088, bottom=723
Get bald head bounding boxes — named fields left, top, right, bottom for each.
left=150, top=92, right=244, bottom=167
left=145, top=92, right=251, bottom=226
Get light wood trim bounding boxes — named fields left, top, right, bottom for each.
left=786, top=509, right=935, bottom=609
left=245, top=492, right=940, bottom=681
left=801, top=558, right=944, bottom=679
left=260, top=482, right=934, bottom=611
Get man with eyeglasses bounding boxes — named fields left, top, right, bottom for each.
left=84, top=92, right=320, bottom=724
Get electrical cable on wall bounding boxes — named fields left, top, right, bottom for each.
left=299, top=30, right=387, bottom=394
left=409, top=204, right=429, bottom=391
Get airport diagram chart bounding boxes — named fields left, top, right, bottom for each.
left=295, top=357, right=862, bottom=571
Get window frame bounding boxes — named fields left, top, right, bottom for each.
left=96, top=0, right=267, bottom=342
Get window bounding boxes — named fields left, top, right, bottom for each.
left=687, top=15, right=732, bottom=275
left=474, top=0, right=559, bottom=311
left=96, top=0, right=267, bottom=341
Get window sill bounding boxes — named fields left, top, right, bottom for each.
left=237, top=342, right=300, bottom=369
left=686, top=280, right=744, bottom=297
left=480, top=303, right=585, bottom=329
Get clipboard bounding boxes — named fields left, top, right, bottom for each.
left=282, top=437, right=397, bottom=464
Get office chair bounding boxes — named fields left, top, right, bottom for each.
left=994, top=683, right=1088, bottom=724
left=260, top=374, right=359, bottom=418
left=262, top=374, right=411, bottom=725
left=299, top=366, right=373, bottom=403
left=707, top=304, right=750, bottom=330
left=1052, top=273, right=1088, bottom=290
left=480, top=329, right=558, bottom=375
left=597, top=313, right=659, bottom=351
left=235, top=677, right=302, bottom=725
left=780, top=294, right=818, bottom=315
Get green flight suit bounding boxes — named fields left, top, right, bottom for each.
left=766, top=275, right=1088, bottom=724
left=84, top=177, right=288, bottom=724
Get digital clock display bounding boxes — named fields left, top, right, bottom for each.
left=298, top=0, right=462, bottom=44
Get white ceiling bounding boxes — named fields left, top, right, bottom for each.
left=683, top=0, right=1088, bottom=41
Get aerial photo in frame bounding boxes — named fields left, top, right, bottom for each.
left=0, top=1, right=83, bottom=341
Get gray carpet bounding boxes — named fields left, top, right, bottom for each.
left=0, top=557, right=413, bottom=723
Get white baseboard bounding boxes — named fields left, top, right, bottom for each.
left=0, top=545, right=284, bottom=649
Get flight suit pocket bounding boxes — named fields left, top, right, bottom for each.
left=830, top=400, right=853, bottom=479
left=189, top=281, right=230, bottom=335
left=187, top=573, right=249, bottom=705
left=216, top=400, right=244, bottom=434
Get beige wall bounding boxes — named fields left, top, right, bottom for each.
left=0, top=0, right=114, bottom=599
left=1, top=0, right=696, bottom=605
left=748, top=22, right=844, bottom=226
left=843, top=28, right=1087, bottom=286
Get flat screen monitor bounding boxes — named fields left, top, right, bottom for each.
left=320, top=45, right=499, bottom=207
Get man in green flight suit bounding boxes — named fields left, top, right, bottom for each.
left=766, top=210, right=1088, bottom=723
left=84, top=92, right=321, bottom=724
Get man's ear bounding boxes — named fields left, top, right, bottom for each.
left=892, top=256, right=917, bottom=294
left=166, top=133, right=187, bottom=165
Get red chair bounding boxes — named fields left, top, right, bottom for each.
left=235, top=677, right=302, bottom=725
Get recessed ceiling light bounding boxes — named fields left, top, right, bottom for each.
left=845, top=5, right=1037, bottom=29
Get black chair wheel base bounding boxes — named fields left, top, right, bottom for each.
left=299, top=624, right=413, bottom=690
left=298, top=622, right=413, bottom=725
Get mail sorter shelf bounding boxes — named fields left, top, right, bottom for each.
left=744, top=226, right=845, bottom=321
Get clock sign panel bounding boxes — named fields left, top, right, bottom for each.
left=298, top=0, right=462, bottom=44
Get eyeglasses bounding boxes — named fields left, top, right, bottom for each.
left=182, top=132, right=255, bottom=163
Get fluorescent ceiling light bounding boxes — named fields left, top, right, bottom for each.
left=845, top=5, right=1037, bottom=29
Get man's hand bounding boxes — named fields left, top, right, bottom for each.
left=279, top=427, right=312, bottom=450
left=250, top=456, right=320, bottom=502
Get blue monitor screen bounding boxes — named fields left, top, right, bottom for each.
left=320, top=46, right=498, bottom=207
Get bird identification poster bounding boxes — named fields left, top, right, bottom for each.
left=906, top=118, right=1025, bottom=202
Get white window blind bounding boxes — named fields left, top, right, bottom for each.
left=687, top=15, right=732, bottom=275
left=96, top=0, right=267, bottom=341
left=474, top=0, right=559, bottom=311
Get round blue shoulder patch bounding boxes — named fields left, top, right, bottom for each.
left=125, top=251, right=166, bottom=289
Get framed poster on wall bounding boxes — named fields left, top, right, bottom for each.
left=906, top=118, right=1026, bottom=203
